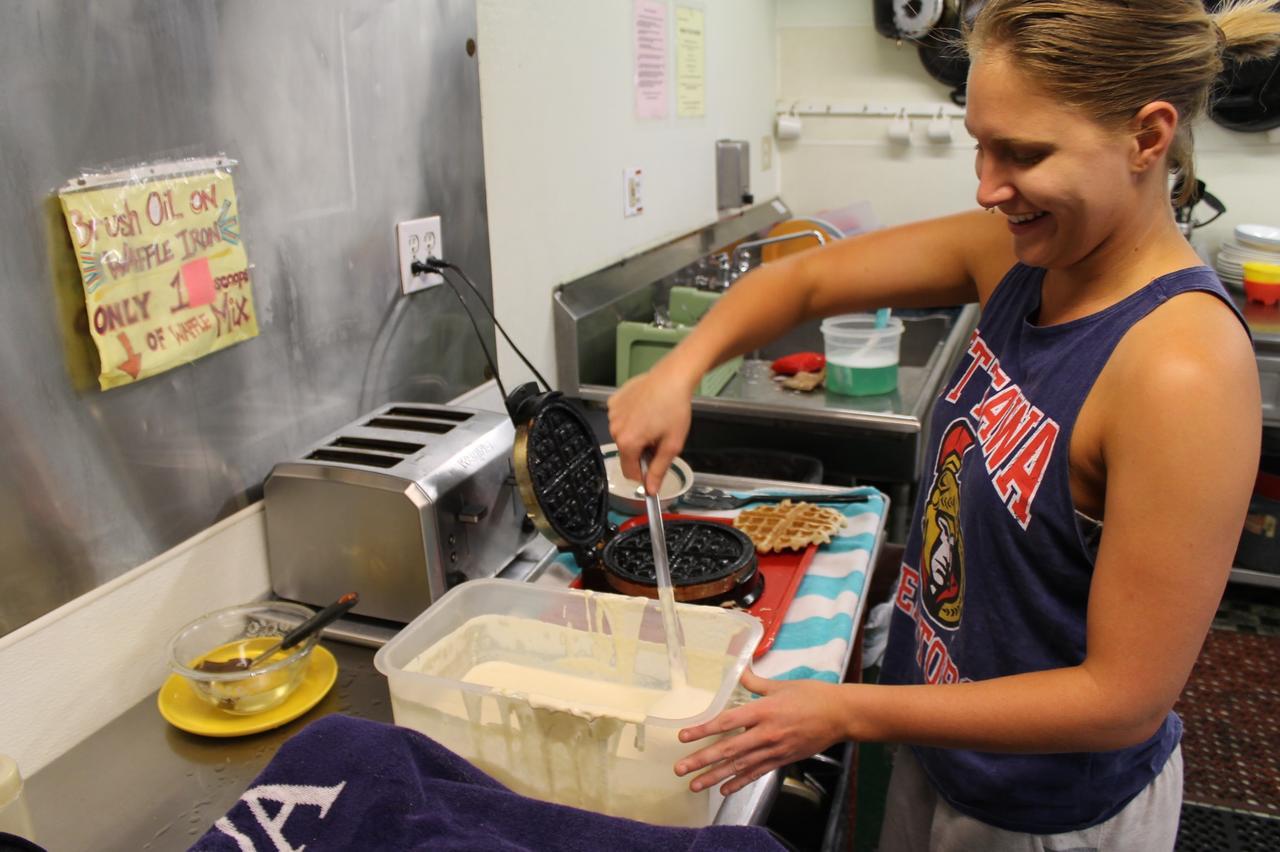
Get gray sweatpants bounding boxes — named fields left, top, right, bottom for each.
left=878, top=745, right=1183, bottom=852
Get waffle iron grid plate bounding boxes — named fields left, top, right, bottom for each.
left=520, top=399, right=610, bottom=552
left=602, top=520, right=757, bottom=599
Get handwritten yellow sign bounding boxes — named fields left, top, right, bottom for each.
left=675, top=6, right=705, bottom=118
left=59, top=164, right=258, bottom=390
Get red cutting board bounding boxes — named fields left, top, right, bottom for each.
left=573, top=513, right=817, bottom=659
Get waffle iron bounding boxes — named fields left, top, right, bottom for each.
left=506, top=383, right=761, bottom=604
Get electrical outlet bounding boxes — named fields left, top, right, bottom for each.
left=624, top=167, right=643, bottom=217
left=395, top=216, right=443, bottom=295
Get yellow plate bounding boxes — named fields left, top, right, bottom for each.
left=157, top=645, right=338, bottom=737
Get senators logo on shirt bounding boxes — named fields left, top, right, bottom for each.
left=920, top=421, right=976, bottom=630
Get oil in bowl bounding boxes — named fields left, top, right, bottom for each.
left=168, top=601, right=318, bottom=715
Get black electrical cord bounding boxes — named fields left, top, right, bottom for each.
left=412, top=258, right=508, bottom=401
left=413, top=257, right=553, bottom=392
left=439, top=258, right=553, bottom=392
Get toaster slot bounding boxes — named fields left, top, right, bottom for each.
left=365, top=416, right=456, bottom=435
left=329, top=436, right=425, bottom=455
left=384, top=405, right=473, bottom=422
left=306, top=448, right=402, bottom=468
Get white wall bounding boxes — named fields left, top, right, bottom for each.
left=776, top=1, right=978, bottom=228
left=776, top=0, right=1280, bottom=257
left=477, top=0, right=780, bottom=387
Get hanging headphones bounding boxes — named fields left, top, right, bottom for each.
left=874, top=1, right=987, bottom=105
left=898, top=0, right=945, bottom=40
left=874, top=0, right=942, bottom=40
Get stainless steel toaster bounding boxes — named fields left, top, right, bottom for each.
left=264, top=402, right=534, bottom=623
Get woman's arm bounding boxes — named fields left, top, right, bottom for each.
left=657, top=210, right=1012, bottom=381
left=611, top=209, right=1015, bottom=491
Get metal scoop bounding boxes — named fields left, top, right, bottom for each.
left=196, top=592, right=359, bottom=673
left=639, top=454, right=687, bottom=684
left=638, top=457, right=672, bottom=584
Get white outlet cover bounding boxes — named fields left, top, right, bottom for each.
left=624, top=167, right=643, bottom=218
left=396, top=216, right=443, bottom=295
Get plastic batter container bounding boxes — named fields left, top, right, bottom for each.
left=373, top=580, right=762, bottom=827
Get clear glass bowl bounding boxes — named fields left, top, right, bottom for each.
left=168, top=601, right=318, bottom=715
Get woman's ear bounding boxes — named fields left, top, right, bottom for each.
left=1130, top=101, right=1179, bottom=173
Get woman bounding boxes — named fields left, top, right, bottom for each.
left=608, top=1, right=1280, bottom=848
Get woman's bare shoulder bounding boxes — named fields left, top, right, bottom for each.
left=1104, top=287, right=1257, bottom=431
left=1128, top=286, right=1250, bottom=368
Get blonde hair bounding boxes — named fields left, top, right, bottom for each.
left=967, top=0, right=1280, bottom=204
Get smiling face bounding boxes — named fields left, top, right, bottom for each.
left=966, top=49, right=1144, bottom=272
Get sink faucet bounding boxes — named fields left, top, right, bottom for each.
left=715, top=253, right=733, bottom=289
left=730, top=229, right=829, bottom=279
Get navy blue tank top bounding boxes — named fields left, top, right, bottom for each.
left=879, top=263, right=1244, bottom=833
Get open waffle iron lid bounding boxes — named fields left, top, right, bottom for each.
left=507, top=383, right=613, bottom=563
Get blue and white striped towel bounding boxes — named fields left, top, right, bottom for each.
left=553, top=486, right=888, bottom=684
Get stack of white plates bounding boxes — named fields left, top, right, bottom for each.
left=1216, top=224, right=1280, bottom=292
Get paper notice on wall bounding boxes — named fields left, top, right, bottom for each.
left=675, top=6, right=705, bottom=118
left=58, top=159, right=259, bottom=390
left=634, top=0, right=668, bottom=119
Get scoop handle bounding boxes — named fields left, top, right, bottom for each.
left=279, top=592, right=359, bottom=651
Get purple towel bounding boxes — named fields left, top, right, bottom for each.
left=189, top=715, right=784, bottom=852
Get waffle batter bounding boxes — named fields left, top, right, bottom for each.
left=462, top=659, right=713, bottom=721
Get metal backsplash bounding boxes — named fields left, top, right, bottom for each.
left=0, top=0, right=494, bottom=636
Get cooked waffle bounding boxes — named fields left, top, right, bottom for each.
left=733, top=500, right=845, bottom=552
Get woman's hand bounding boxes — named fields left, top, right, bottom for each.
left=674, top=669, right=851, bottom=796
left=608, top=365, right=696, bottom=495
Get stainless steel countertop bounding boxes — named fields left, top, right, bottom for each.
left=25, top=635, right=778, bottom=852
left=24, top=474, right=882, bottom=851
left=25, top=641, right=391, bottom=852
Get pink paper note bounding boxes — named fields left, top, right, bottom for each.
left=635, top=0, right=668, bottom=119
left=182, top=257, right=216, bottom=308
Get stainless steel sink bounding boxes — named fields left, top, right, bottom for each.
left=552, top=203, right=982, bottom=495
left=711, top=306, right=973, bottom=432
